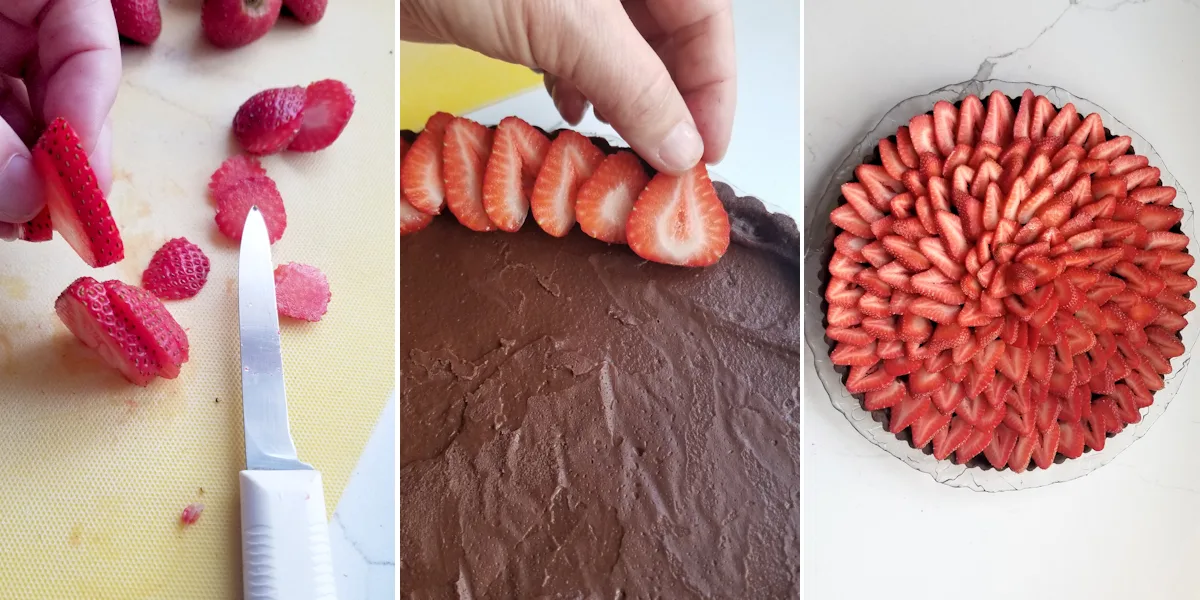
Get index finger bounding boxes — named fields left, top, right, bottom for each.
left=645, top=0, right=736, bottom=164
left=31, top=0, right=121, bottom=154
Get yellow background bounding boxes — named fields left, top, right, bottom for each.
left=399, top=42, right=541, bottom=129
left=0, top=2, right=394, bottom=598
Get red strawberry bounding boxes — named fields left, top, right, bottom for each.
left=105, top=280, right=190, bottom=379
left=31, top=118, right=124, bottom=267
left=1008, top=428, right=1038, bottom=473
left=910, top=268, right=966, bottom=305
left=846, top=363, right=894, bottom=394
left=827, top=326, right=873, bottom=346
left=863, top=380, right=908, bottom=410
left=113, top=0, right=162, bottom=44
left=911, top=409, right=952, bottom=448
left=576, top=156, right=652, bottom=242
left=401, top=112, right=455, bottom=215
left=288, top=79, right=356, bottom=152
left=888, top=394, right=932, bottom=434
left=908, top=114, right=937, bottom=156
left=932, top=101, right=958, bottom=156
left=213, top=175, right=287, bottom=243
left=955, top=427, right=993, bottom=464
left=895, top=127, right=920, bottom=168
left=443, top=117, right=496, bottom=232
left=1139, top=205, right=1183, bottom=232
left=1110, top=155, right=1149, bottom=177
left=1130, top=186, right=1176, bottom=205
left=881, top=235, right=930, bottom=271
left=877, top=339, right=905, bottom=360
left=981, top=90, right=1015, bottom=147
left=400, top=198, right=434, bottom=236
left=530, top=130, right=605, bottom=237
left=274, top=262, right=331, bottom=322
left=878, top=138, right=909, bottom=179
left=827, top=304, right=863, bottom=328
left=957, top=95, right=984, bottom=147
left=908, top=297, right=960, bottom=324
left=210, top=155, right=267, bottom=197
left=142, top=238, right=210, bottom=300
left=829, top=252, right=865, bottom=281
left=482, top=117, right=551, bottom=231
left=899, top=313, right=932, bottom=343
left=282, top=0, right=326, bottom=24
left=18, top=208, right=53, bottom=242
left=826, top=278, right=863, bottom=308
left=908, top=368, right=947, bottom=396
left=627, top=163, right=731, bottom=267
left=933, top=416, right=973, bottom=460
left=1012, top=90, right=1034, bottom=139
left=55, top=277, right=160, bottom=386
left=1088, top=135, right=1132, bottom=161
left=232, top=86, right=306, bottom=154
left=1031, top=423, right=1060, bottom=470
left=983, top=424, right=1018, bottom=469
left=856, top=164, right=903, bottom=208
left=202, top=0, right=283, bottom=48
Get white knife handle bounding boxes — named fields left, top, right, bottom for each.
left=240, top=470, right=338, bottom=600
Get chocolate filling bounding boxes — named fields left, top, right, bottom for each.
left=399, top=146, right=801, bottom=598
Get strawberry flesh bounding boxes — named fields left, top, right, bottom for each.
left=288, top=79, right=356, bottom=152
left=626, top=163, right=731, bottom=267
left=274, top=262, right=331, bottom=322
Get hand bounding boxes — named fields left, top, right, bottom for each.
left=0, top=0, right=121, bottom=241
left=401, top=0, right=736, bottom=175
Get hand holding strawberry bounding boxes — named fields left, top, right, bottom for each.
left=0, top=0, right=120, bottom=241
left=399, top=0, right=736, bottom=175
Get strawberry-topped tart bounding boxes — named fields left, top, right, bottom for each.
left=400, top=115, right=799, bottom=596
left=823, top=88, right=1194, bottom=474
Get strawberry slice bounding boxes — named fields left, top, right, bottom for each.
left=530, top=130, right=606, bottom=237
left=1130, top=186, right=1176, bottom=205
left=482, top=117, right=551, bottom=231
left=859, top=293, right=890, bottom=318
left=932, top=101, right=958, bottom=156
left=983, top=424, right=1018, bottom=469
left=1031, top=423, right=1061, bottom=470
left=288, top=79, right=356, bottom=152
left=55, top=277, right=161, bottom=386
left=574, top=152, right=649, bottom=244
left=878, top=138, right=909, bottom=179
left=232, top=86, right=306, bottom=154
left=18, top=207, right=53, bottom=242
left=877, top=339, right=905, bottom=360
left=955, top=427, right=993, bottom=464
left=1008, top=428, right=1038, bottom=473
left=1088, top=135, right=1132, bottom=161
left=881, top=235, right=930, bottom=271
left=846, top=363, right=894, bottom=394
left=31, top=118, right=124, bottom=267
left=895, top=127, right=920, bottom=168
left=210, top=155, right=267, bottom=197
left=105, top=280, right=189, bottom=379
left=213, top=175, right=287, bottom=243
left=888, top=393, right=932, bottom=434
left=401, top=112, right=455, bottom=215
left=956, top=95, right=984, bottom=147
left=911, top=409, right=952, bottom=448
left=627, top=163, right=731, bottom=267
left=908, top=368, right=947, bottom=396
left=274, top=262, right=332, bottom=322
left=863, top=380, right=908, bottom=410
left=827, top=304, right=863, bottom=328
left=908, top=114, right=937, bottom=156
left=1058, top=420, right=1086, bottom=459
left=443, top=117, right=496, bottom=232
left=400, top=198, right=434, bottom=236
left=933, top=416, right=974, bottom=460
left=981, top=91, right=1015, bottom=147
left=1139, top=205, right=1183, bottom=232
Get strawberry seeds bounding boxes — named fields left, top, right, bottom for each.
left=826, top=89, right=1194, bottom=472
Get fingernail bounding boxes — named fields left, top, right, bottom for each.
left=0, top=154, right=43, bottom=223
left=657, top=121, right=703, bottom=172
left=0, top=223, right=16, bottom=242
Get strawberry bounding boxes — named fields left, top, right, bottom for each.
left=908, top=368, right=947, bottom=396
left=881, top=235, right=930, bottom=271
left=910, top=409, right=952, bottom=448
left=844, top=182, right=885, bottom=223
left=210, top=155, right=267, bottom=197
left=846, top=363, right=894, bottom=394
left=908, top=114, right=937, bottom=156
left=895, top=127, right=920, bottom=168
left=531, top=130, right=606, bottom=237
left=232, top=86, right=306, bottom=154
left=180, top=503, right=205, bottom=526
left=31, top=118, right=124, bottom=267
left=18, top=208, right=53, bottom=242
left=1123, top=166, right=1160, bottom=190
left=627, top=163, right=731, bottom=267
left=863, top=380, right=908, bottom=410
left=400, top=198, right=434, bottom=236
left=482, top=117, right=551, bottom=231
left=930, top=381, right=966, bottom=414
left=832, top=342, right=878, bottom=367
left=274, top=262, right=331, bottom=322
left=899, top=313, right=932, bottom=343
left=105, top=280, right=190, bottom=379
left=957, top=95, right=984, bottom=147
left=1139, top=205, right=1183, bottom=232
left=862, top=317, right=901, bottom=341
left=827, top=326, right=874, bottom=346
left=825, top=278, right=863, bottom=308
left=202, top=0, right=283, bottom=49
left=983, top=424, right=1018, bottom=469
left=113, top=0, right=162, bottom=44
left=829, top=252, right=865, bottom=281
left=1130, top=186, right=1176, bottom=205
left=288, top=79, right=356, bottom=152
left=932, top=101, right=958, bottom=156
left=1012, top=90, right=1034, bottom=139
left=888, top=393, right=932, bottom=435
left=443, top=117, right=496, bottom=232
left=933, top=416, right=973, bottom=460
left=56, top=278, right=165, bottom=386
left=910, top=268, right=966, bottom=305
left=878, top=339, right=905, bottom=360
left=1110, top=155, right=1149, bottom=177
left=878, top=138, right=909, bottom=179
left=856, top=268, right=891, bottom=298
left=402, top=112, right=455, bottom=215
left=827, top=304, right=863, bottom=328
left=856, top=165, right=903, bottom=208
left=1088, top=135, right=1132, bottom=161
left=981, top=90, right=1015, bottom=147
left=142, top=238, right=210, bottom=300
left=213, top=175, right=287, bottom=243
left=282, top=0, right=326, bottom=24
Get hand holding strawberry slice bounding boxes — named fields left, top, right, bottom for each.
left=627, top=163, right=731, bottom=267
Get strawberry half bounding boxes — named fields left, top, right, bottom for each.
left=142, top=238, right=211, bottom=300
left=232, top=86, right=306, bottom=155
left=482, top=117, right=550, bottom=231
left=401, top=112, right=454, bottom=215
left=105, top=280, right=190, bottom=379
left=274, top=262, right=331, bottom=322
left=31, top=118, right=124, bottom=267
left=213, top=175, right=287, bottom=243
left=443, top=117, right=496, bottom=232
left=626, top=163, right=731, bottom=267
left=575, top=152, right=650, bottom=245
left=288, top=79, right=356, bottom=152
left=530, top=130, right=605, bottom=237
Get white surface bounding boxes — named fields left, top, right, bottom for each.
left=240, top=470, right=337, bottom=600
left=467, top=0, right=802, bottom=219
left=329, top=394, right=395, bottom=600
left=804, top=1, right=1200, bottom=598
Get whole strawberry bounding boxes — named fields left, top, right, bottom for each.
left=283, top=0, right=326, bottom=24
left=113, top=0, right=162, bottom=44
left=232, top=86, right=306, bottom=154
left=143, top=238, right=211, bottom=300
left=202, top=0, right=282, bottom=49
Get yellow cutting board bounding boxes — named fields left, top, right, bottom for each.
left=0, top=2, right=394, bottom=598
left=399, top=42, right=541, bottom=129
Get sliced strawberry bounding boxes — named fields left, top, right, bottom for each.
left=846, top=363, right=894, bottom=394
left=1123, top=166, right=1160, bottom=190
left=956, top=95, right=985, bottom=147
left=888, top=393, right=932, bottom=434
left=142, top=238, right=210, bottom=300
left=911, top=409, right=952, bottom=448
left=877, top=339, right=905, bottom=360
left=834, top=232, right=870, bottom=262
left=931, top=101, right=958, bottom=156
left=1139, top=205, right=1183, bottom=232
left=104, top=280, right=189, bottom=379
left=862, top=316, right=902, bottom=342
left=829, top=252, right=866, bottom=282
left=859, top=293, right=890, bottom=317
left=213, top=175, right=287, bottom=243
left=18, top=207, right=53, bottom=242
left=908, top=297, right=960, bottom=324
left=210, top=154, right=267, bottom=197
left=827, top=304, right=863, bottom=328
left=908, top=367, right=947, bottom=396
left=983, top=424, right=1018, bottom=469
left=955, top=426, right=993, bottom=464
left=895, top=127, right=920, bottom=168
left=31, top=118, right=124, bottom=267
left=55, top=277, right=159, bottom=386
left=856, top=164, right=904, bottom=208
left=933, top=416, right=973, bottom=460
left=1130, top=186, right=1176, bottom=205
left=1088, top=135, right=1132, bottom=161
left=627, top=163, right=731, bottom=267
left=878, top=138, right=909, bottom=179
left=232, top=86, right=306, bottom=154
left=274, top=262, right=332, bottom=322
left=575, top=152, right=650, bottom=244
left=1008, top=427, right=1038, bottom=473
left=880, top=236, right=931, bottom=271
left=288, top=79, right=356, bottom=152
left=1057, top=420, right=1086, bottom=459
left=400, top=197, right=434, bottom=236
left=443, top=117, right=497, bottom=232
left=482, top=117, right=551, bottom=231
left=530, top=130, right=607, bottom=237
left=401, top=112, right=454, bottom=215
left=908, top=114, right=937, bottom=156
left=910, top=268, right=966, bottom=305
left=1110, top=155, right=1149, bottom=177
left=863, top=379, right=908, bottom=410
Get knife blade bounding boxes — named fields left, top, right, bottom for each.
left=238, top=206, right=337, bottom=600
left=239, top=207, right=310, bottom=472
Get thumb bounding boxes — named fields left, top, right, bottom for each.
left=537, top=4, right=702, bottom=174
left=0, top=130, right=43, bottom=224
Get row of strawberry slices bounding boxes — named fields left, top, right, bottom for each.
left=400, top=114, right=731, bottom=267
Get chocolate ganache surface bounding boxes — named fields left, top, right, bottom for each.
left=400, top=181, right=801, bottom=598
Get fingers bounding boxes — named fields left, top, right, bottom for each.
left=0, top=74, right=42, bottom=223
left=0, top=222, right=17, bottom=242
left=33, top=0, right=121, bottom=155
left=645, top=0, right=736, bottom=164
left=542, top=74, right=588, bottom=126
left=533, top=2, right=702, bottom=174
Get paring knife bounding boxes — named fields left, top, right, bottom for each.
left=239, top=207, right=337, bottom=600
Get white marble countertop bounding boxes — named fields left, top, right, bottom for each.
left=805, top=1, right=1200, bottom=598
